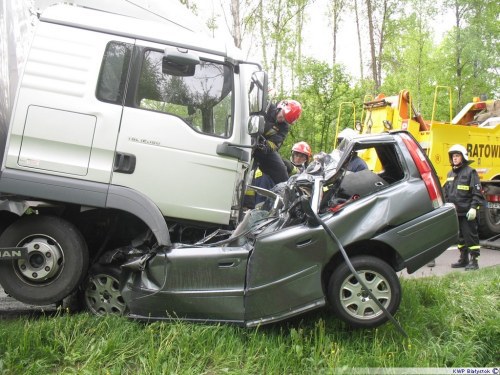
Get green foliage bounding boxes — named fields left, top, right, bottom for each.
left=0, top=266, right=497, bottom=373
left=243, top=0, right=497, bottom=128
left=280, top=58, right=354, bottom=156
left=435, top=0, right=499, bottom=111
left=379, top=0, right=438, bottom=117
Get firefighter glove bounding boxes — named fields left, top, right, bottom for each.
left=258, top=139, right=277, bottom=154
left=466, top=207, right=476, bottom=221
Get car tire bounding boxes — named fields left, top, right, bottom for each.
left=84, top=264, right=127, bottom=316
left=327, top=255, right=401, bottom=328
left=0, top=215, right=89, bottom=305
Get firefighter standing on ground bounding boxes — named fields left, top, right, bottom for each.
left=443, top=144, right=483, bottom=270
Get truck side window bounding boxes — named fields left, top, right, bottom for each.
left=96, top=41, right=133, bottom=104
left=137, top=50, right=233, bottom=138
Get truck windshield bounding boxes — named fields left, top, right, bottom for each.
left=137, top=50, right=233, bottom=138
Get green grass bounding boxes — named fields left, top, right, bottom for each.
left=0, top=266, right=498, bottom=374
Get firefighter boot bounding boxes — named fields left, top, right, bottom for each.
left=451, top=249, right=468, bottom=268
left=465, top=255, right=479, bottom=271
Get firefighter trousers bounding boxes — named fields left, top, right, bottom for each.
left=253, top=149, right=289, bottom=184
left=457, top=215, right=480, bottom=257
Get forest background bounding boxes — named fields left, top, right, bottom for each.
left=180, top=0, right=498, bottom=155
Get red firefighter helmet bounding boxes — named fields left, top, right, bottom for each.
left=277, top=99, right=302, bottom=124
left=291, top=141, right=312, bottom=158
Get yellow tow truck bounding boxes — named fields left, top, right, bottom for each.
left=337, top=89, right=500, bottom=238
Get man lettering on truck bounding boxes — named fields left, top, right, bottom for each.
left=444, top=144, right=483, bottom=271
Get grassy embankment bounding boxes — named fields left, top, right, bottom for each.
left=0, top=266, right=498, bottom=374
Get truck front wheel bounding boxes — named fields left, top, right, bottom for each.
left=0, top=215, right=89, bottom=305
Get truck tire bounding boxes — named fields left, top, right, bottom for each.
left=327, top=255, right=401, bottom=328
left=0, top=215, right=88, bottom=305
left=478, top=203, right=500, bottom=239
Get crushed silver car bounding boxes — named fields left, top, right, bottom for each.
left=84, top=131, right=458, bottom=328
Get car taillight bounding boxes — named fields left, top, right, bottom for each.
left=400, top=133, right=444, bottom=208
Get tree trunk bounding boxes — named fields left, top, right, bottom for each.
left=454, top=0, right=463, bottom=108
left=329, top=0, right=345, bottom=67
left=365, top=0, right=379, bottom=90
left=376, top=0, right=389, bottom=89
left=271, top=0, right=283, bottom=89
left=258, top=0, right=268, bottom=72
left=230, top=0, right=242, bottom=48
left=294, top=3, right=306, bottom=93
left=354, top=0, right=364, bottom=80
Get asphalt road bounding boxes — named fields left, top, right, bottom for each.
left=1, top=242, right=498, bottom=318
left=398, top=245, right=500, bottom=278
left=0, top=288, right=59, bottom=319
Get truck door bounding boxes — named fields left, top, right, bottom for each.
left=113, top=41, right=245, bottom=225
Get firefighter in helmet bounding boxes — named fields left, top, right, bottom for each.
left=443, top=144, right=483, bottom=270
left=336, top=128, right=368, bottom=172
left=254, top=99, right=303, bottom=184
left=285, top=141, right=312, bottom=175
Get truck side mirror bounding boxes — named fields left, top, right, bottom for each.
left=162, top=48, right=200, bottom=77
left=248, top=115, right=264, bottom=136
left=248, top=71, right=268, bottom=115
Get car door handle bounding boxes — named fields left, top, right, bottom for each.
left=114, top=152, right=136, bottom=174
left=218, top=258, right=241, bottom=268
left=296, top=239, right=313, bottom=248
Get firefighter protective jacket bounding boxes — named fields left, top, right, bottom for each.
left=443, top=163, right=483, bottom=216
left=263, top=103, right=290, bottom=151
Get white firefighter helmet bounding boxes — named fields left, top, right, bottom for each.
left=448, top=144, right=469, bottom=161
left=337, top=128, right=359, bottom=142
left=336, top=128, right=359, bottom=150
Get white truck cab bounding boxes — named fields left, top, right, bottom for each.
left=0, top=4, right=267, bottom=306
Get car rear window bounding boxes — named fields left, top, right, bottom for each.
left=322, top=142, right=405, bottom=208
